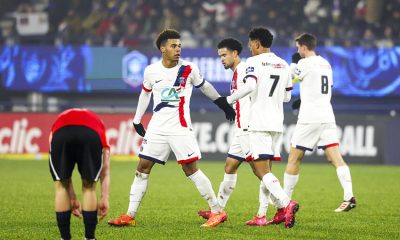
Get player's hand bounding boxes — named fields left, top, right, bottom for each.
left=292, top=53, right=302, bottom=64
left=292, top=98, right=301, bottom=110
left=98, top=197, right=109, bottom=220
left=71, top=199, right=82, bottom=218
left=213, top=97, right=236, bottom=121
left=133, top=122, right=146, bottom=137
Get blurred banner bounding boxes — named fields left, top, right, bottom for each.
left=1, top=46, right=400, bottom=96
left=0, top=112, right=398, bottom=165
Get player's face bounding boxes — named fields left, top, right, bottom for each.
left=218, top=48, right=236, bottom=69
left=248, top=39, right=259, bottom=56
left=161, top=39, right=181, bottom=61
left=296, top=42, right=306, bottom=58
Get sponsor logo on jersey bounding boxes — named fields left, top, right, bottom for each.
left=246, top=66, right=254, bottom=74
left=122, top=50, right=148, bottom=88
left=160, top=87, right=181, bottom=102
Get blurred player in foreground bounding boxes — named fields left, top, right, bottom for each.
left=225, top=27, right=299, bottom=228
left=197, top=37, right=278, bottom=226
left=49, top=108, right=110, bottom=240
left=108, top=29, right=235, bottom=228
left=283, top=33, right=356, bottom=212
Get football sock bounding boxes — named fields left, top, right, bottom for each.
left=262, top=173, right=290, bottom=209
left=217, top=173, right=237, bottom=208
left=127, top=171, right=149, bottom=217
left=188, top=170, right=220, bottom=213
left=336, top=165, right=354, bottom=201
left=56, top=210, right=71, bottom=240
left=283, top=172, right=299, bottom=198
left=257, top=181, right=269, bottom=217
left=82, top=210, right=97, bottom=240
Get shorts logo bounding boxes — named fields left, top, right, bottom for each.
left=161, top=87, right=181, bottom=102
left=246, top=66, right=254, bottom=74
left=187, top=152, right=195, bottom=157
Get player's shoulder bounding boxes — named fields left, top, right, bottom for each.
left=246, top=55, right=260, bottom=64
left=144, top=61, right=162, bottom=73
left=316, top=55, right=331, bottom=66
left=180, top=59, right=199, bottom=70
left=271, top=53, right=289, bottom=68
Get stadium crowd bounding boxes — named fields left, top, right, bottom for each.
left=0, top=0, right=399, bottom=49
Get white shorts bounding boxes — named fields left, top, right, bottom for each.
left=139, top=132, right=201, bottom=165
left=227, top=133, right=252, bottom=162
left=291, top=123, right=339, bottom=151
left=249, top=131, right=282, bottom=161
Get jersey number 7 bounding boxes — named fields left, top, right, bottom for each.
left=269, top=75, right=280, bottom=97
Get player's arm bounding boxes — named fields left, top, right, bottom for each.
left=291, top=53, right=303, bottom=85
left=98, top=147, right=110, bottom=219
left=67, top=181, right=81, bottom=218
left=197, top=80, right=236, bottom=121
left=284, top=69, right=293, bottom=102
left=226, top=75, right=257, bottom=104
left=192, top=64, right=235, bottom=121
left=132, top=88, right=151, bottom=137
left=133, top=69, right=152, bottom=137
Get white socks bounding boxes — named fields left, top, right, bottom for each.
left=188, top=170, right=220, bottom=213
left=262, top=173, right=290, bottom=209
left=127, top=171, right=149, bottom=218
left=284, top=172, right=299, bottom=198
left=336, top=165, right=354, bottom=201
left=257, top=181, right=270, bottom=217
left=217, top=173, right=237, bottom=209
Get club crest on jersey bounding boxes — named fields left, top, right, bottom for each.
left=161, top=87, right=181, bottom=102
left=246, top=66, right=254, bottom=74
left=179, top=77, right=186, bottom=84
left=295, top=67, right=301, bottom=75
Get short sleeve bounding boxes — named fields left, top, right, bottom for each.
left=285, top=67, right=293, bottom=91
left=191, top=64, right=205, bottom=88
left=294, top=59, right=309, bottom=80
left=142, top=67, right=152, bottom=92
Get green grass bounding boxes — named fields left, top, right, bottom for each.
left=0, top=160, right=399, bottom=240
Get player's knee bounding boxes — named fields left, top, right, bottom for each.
left=224, top=164, right=238, bottom=174
left=182, top=165, right=198, bottom=176
left=136, top=164, right=152, bottom=174
left=82, top=179, right=96, bottom=189
left=56, top=179, right=71, bottom=189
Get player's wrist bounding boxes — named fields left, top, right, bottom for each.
left=226, top=96, right=233, bottom=105
left=132, top=118, right=141, bottom=125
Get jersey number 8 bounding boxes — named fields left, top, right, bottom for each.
left=321, top=75, right=329, bottom=94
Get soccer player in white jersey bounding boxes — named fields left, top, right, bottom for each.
left=108, top=29, right=236, bottom=228
left=282, top=33, right=356, bottom=212
left=225, top=27, right=299, bottom=228
left=197, top=38, right=276, bottom=226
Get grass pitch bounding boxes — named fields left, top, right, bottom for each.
left=0, top=159, right=399, bottom=240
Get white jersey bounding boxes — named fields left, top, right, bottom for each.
left=245, top=52, right=292, bottom=132
left=231, top=61, right=251, bottom=135
left=143, top=60, right=204, bottom=135
left=294, top=56, right=335, bottom=123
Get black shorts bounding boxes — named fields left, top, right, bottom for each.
left=49, top=126, right=103, bottom=182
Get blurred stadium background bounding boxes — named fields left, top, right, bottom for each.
left=0, top=0, right=399, bottom=164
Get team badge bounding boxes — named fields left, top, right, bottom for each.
left=246, top=66, right=254, bottom=74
